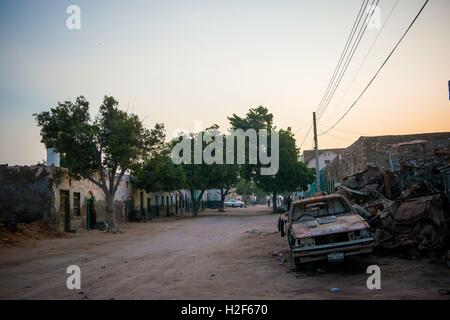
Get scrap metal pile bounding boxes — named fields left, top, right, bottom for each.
left=336, top=165, right=449, bottom=253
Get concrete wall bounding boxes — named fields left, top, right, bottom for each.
left=206, top=189, right=222, bottom=201
left=51, top=169, right=133, bottom=232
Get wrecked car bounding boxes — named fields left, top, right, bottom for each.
left=281, top=194, right=374, bottom=267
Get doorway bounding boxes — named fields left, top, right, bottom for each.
left=60, top=190, right=70, bottom=232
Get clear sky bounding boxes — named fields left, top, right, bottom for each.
left=1, top=0, right=449, bottom=165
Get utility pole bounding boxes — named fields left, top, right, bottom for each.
left=313, top=112, right=321, bottom=192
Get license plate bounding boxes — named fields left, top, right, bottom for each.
left=328, top=252, right=344, bottom=262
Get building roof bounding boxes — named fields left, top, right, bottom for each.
left=352, top=132, right=450, bottom=146
left=302, top=148, right=345, bottom=164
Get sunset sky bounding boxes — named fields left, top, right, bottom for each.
left=1, top=0, right=449, bottom=165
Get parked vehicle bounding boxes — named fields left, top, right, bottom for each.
left=224, top=199, right=245, bottom=208
left=278, top=194, right=374, bottom=268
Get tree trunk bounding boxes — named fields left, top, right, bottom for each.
left=219, top=189, right=226, bottom=212
left=190, top=189, right=197, bottom=216
left=197, top=190, right=205, bottom=213
left=272, top=191, right=277, bottom=214
left=191, top=189, right=205, bottom=217
left=177, top=191, right=184, bottom=218
left=106, top=192, right=117, bottom=233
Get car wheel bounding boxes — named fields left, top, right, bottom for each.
left=294, top=258, right=306, bottom=271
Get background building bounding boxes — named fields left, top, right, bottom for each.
left=300, top=148, right=344, bottom=196
left=326, top=132, right=450, bottom=185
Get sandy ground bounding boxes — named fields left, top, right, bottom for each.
left=0, top=205, right=449, bottom=300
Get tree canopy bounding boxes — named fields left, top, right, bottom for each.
left=228, top=107, right=314, bottom=212
left=34, top=95, right=163, bottom=231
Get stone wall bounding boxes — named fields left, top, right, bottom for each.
left=0, top=165, right=55, bottom=225
left=326, top=132, right=450, bottom=184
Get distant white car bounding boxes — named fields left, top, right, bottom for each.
left=224, top=199, right=245, bottom=208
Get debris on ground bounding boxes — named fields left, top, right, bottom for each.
left=245, top=228, right=262, bottom=235
left=336, top=163, right=450, bottom=260
left=0, top=220, right=64, bottom=246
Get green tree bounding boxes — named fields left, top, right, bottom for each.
left=172, top=125, right=240, bottom=216
left=34, top=96, right=162, bottom=232
left=256, top=128, right=313, bottom=213
left=228, top=106, right=273, bottom=181
left=235, top=178, right=264, bottom=206
left=228, top=107, right=313, bottom=213
left=133, top=153, right=186, bottom=200
left=173, top=131, right=210, bottom=216
left=210, top=161, right=240, bottom=211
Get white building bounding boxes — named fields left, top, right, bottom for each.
left=301, top=148, right=345, bottom=171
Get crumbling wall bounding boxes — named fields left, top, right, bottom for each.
left=0, top=165, right=54, bottom=225
left=327, top=132, right=450, bottom=184
left=0, top=165, right=132, bottom=232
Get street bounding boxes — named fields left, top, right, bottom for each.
left=1, top=206, right=449, bottom=300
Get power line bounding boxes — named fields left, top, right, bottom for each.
left=294, top=120, right=313, bottom=135
left=322, top=131, right=356, bottom=142
left=320, top=0, right=430, bottom=136
left=318, top=0, right=380, bottom=120
left=315, top=0, right=369, bottom=117
left=319, top=123, right=376, bottom=136
left=325, top=0, right=399, bottom=123
left=298, top=122, right=313, bottom=150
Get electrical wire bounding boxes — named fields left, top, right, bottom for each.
left=315, top=0, right=369, bottom=117
left=319, top=123, right=375, bottom=136
left=298, top=123, right=313, bottom=150
left=318, top=0, right=380, bottom=120
left=325, top=0, right=399, bottom=124
left=319, top=0, right=430, bottom=136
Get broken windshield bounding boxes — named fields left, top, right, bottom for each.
left=291, top=198, right=351, bottom=223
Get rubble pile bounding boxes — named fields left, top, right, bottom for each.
left=337, top=166, right=449, bottom=253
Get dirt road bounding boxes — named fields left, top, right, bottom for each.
left=1, top=206, right=449, bottom=299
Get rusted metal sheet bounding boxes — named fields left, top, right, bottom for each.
left=377, top=194, right=447, bottom=250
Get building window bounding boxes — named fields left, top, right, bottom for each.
left=73, top=192, right=81, bottom=216
left=325, top=160, right=331, bottom=165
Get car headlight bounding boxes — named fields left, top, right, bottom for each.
left=298, top=237, right=315, bottom=247
left=349, top=229, right=372, bottom=240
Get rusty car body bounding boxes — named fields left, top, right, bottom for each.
left=280, top=194, right=374, bottom=266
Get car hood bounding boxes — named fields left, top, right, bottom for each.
left=291, top=214, right=368, bottom=238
